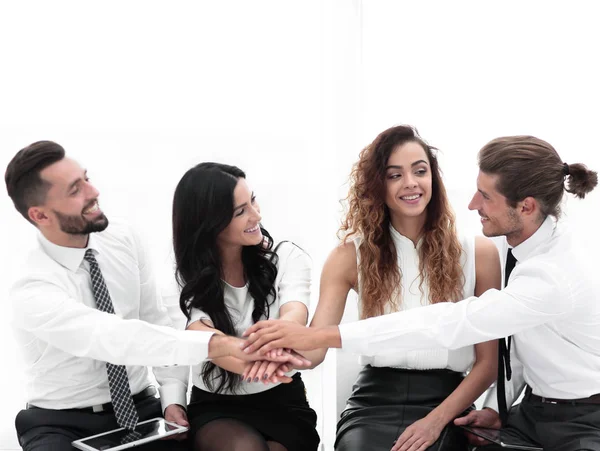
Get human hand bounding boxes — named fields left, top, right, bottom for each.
left=241, top=357, right=293, bottom=384
left=453, top=408, right=501, bottom=446
left=263, top=348, right=303, bottom=381
left=164, top=404, right=189, bottom=441
left=211, top=334, right=311, bottom=367
left=391, top=415, right=445, bottom=451
left=241, top=320, right=326, bottom=354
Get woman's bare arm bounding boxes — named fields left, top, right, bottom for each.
left=426, top=237, right=501, bottom=423
left=300, top=241, right=357, bottom=368
left=279, top=301, right=309, bottom=325
left=393, top=236, right=501, bottom=450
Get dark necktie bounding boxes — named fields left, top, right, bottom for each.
left=497, top=248, right=517, bottom=426
left=84, top=249, right=139, bottom=430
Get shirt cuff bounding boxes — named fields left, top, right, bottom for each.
left=339, top=322, right=370, bottom=355
left=159, top=379, right=189, bottom=414
left=173, top=330, right=215, bottom=365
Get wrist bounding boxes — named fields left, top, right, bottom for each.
left=425, top=409, right=450, bottom=430
left=317, top=325, right=342, bottom=349
left=208, top=334, right=236, bottom=359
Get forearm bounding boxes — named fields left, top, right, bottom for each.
left=302, top=348, right=329, bottom=369
left=278, top=300, right=310, bottom=326
left=211, top=355, right=248, bottom=375
left=484, top=355, right=526, bottom=411
left=314, top=325, right=342, bottom=349
left=298, top=322, right=340, bottom=368
left=35, top=315, right=212, bottom=366
left=339, top=285, right=565, bottom=356
left=279, top=310, right=308, bottom=326
left=342, top=258, right=572, bottom=357
left=270, top=309, right=330, bottom=367
left=427, top=360, right=497, bottom=426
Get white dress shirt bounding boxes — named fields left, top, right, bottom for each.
left=340, top=217, right=600, bottom=405
left=185, top=242, right=311, bottom=395
left=10, top=220, right=213, bottom=411
left=355, top=226, right=476, bottom=371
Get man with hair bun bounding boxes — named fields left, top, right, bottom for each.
left=243, top=135, right=599, bottom=451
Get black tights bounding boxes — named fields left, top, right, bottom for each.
left=194, top=418, right=288, bottom=451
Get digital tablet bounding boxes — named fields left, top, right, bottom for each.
left=72, top=417, right=188, bottom=451
left=460, top=426, right=542, bottom=450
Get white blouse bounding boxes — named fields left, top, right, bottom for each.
left=188, top=241, right=311, bottom=395
left=355, top=225, right=477, bottom=372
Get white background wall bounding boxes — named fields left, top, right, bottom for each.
left=1, top=1, right=599, bottom=450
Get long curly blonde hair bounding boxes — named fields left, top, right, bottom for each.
left=340, top=125, right=464, bottom=319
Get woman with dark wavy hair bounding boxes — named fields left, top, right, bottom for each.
left=171, top=162, right=319, bottom=451
left=243, top=125, right=502, bottom=450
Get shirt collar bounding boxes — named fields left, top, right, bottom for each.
left=511, top=215, right=555, bottom=262
left=389, top=223, right=422, bottom=250
left=38, top=233, right=100, bottom=272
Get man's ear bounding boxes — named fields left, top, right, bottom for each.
left=519, top=196, right=538, bottom=217
left=28, top=206, right=50, bottom=227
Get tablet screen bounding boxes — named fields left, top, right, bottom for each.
left=75, top=418, right=185, bottom=451
left=460, top=426, right=543, bottom=451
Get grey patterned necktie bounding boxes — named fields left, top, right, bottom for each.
left=84, top=249, right=139, bottom=430
left=121, top=430, right=143, bottom=444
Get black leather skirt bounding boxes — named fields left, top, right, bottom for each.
left=335, top=366, right=472, bottom=451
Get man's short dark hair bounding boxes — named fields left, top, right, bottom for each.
left=5, top=141, right=66, bottom=223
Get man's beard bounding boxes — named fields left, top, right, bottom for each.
left=484, top=207, right=523, bottom=239
left=501, top=207, right=523, bottom=239
left=53, top=210, right=109, bottom=235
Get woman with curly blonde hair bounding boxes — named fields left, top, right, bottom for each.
left=244, top=125, right=501, bottom=450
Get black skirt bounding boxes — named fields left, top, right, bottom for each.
left=188, top=373, right=320, bottom=451
left=336, top=366, right=472, bottom=451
